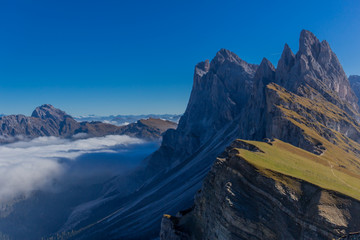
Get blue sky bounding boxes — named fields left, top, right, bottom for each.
left=0, top=0, right=359, bottom=116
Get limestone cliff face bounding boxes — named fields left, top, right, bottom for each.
left=157, top=49, right=258, bottom=168
left=160, top=140, right=360, bottom=240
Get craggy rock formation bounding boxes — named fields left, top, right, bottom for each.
left=57, top=30, right=360, bottom=240
left=0, top=104, right=176, bottom=142
left=156, top=49, right=258, bottom=168
left=277, top=31, right=358, bottom=112
left=160, top=140, right=360, bottom=240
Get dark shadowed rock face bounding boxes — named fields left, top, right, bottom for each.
left=349, top=75, right=360, bottom=106
left=0, top=105, right=177, bottom=142
left=158, top=49, right=258, bottom=167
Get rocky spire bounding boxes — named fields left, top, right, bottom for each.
left=248, top=58, right=276, bottom=139
left=298, top=29, right=321, bottom=57
left=194, top=59, right=210, bottom=77
left=275, top=29, right=359, bottom=111
left=254, top=58, right=276, bottom=86
left=275, top=43, right=295, bottom=87
left=193, top=60, right=210, bottom=90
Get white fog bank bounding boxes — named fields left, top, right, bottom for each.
left=0, top=135, right=145, bottom=203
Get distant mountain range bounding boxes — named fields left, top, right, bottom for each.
left=0, top=104, right=177, bottom=143
left=74, top=114, right=182, bottom=126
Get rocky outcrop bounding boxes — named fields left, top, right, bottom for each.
left=160, top=214, right=190, bottom=240
left=0, top=104, right=176, bottom=142
left=160, top=140, right=360, bottom=240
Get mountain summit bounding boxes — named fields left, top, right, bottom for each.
left=276, top=30, right=358, bottom=111
left=31, top=104, right=69, bottom=120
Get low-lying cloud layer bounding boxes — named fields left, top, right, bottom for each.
left=0, top=135, right=145, bottom=203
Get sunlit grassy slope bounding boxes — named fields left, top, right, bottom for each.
left=234, top=83, right=360, bottom=201
left=237, top=138, right=360, bottom=201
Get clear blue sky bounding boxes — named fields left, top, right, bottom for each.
left=0, top=0, right=359, bottom=116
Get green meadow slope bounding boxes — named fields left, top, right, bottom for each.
left=239, top=138, right=360, bottom=201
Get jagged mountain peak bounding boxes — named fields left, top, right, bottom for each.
left=213, top=48, right=241, bottom=63
left=298, top=29, right=321, bottom=57
left=209, top=48, right=256, bottom=72
left=194, top=59, right=210, bottom=77
left=282, top=43, right=293, bottom=53
left=258, top=58, right=275, bottom=73
left=274, top=29, right=359, bottom=111
left=278, top=43, right=295, bottom=68
left=31, top=104, right=71, bottom=121
left=253, top=58, right=276, bottom=88
left=276, top=43, right=295, bottom=86
left=193, top=60, right=210, bottom=88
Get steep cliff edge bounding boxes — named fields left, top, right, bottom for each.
left=56, top=30, right=360, bottom=240
left=160, top=139, right=360, bottom=240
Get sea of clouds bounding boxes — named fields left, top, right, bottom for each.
left=0, top=135, right=146, bottom=203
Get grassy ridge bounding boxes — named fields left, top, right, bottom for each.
left=235, top=83, right=360, bottom=200
left=267, top=83, right=360, bottom=177
left=237, top=139, right=360, bottom=201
